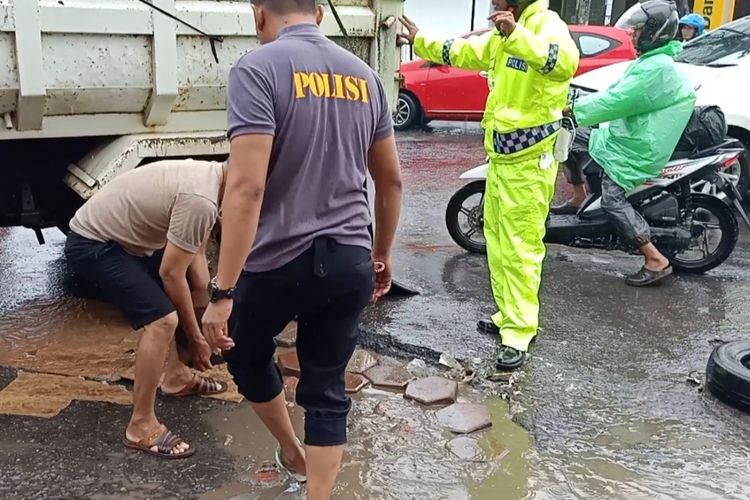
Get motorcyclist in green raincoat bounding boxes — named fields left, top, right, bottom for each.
left=558, top=0, right=696, bottom=286
left=399, top=0, right=579, bottom=370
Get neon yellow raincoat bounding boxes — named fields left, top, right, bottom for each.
left=414, top=0, right=579, bottom=351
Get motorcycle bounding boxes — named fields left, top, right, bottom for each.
left=446, top=140, right=750, bottom=274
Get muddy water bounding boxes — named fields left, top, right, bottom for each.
left=202, top=392, right=532, bottom=500
left=1, top=126, right=750, bottom=499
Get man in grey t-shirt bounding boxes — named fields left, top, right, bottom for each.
left=201, top=0, right=403, bottom=497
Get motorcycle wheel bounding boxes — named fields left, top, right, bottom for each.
left=670, top=194, right=739, bottom=274
left=446, top=181, right=487, bottom=254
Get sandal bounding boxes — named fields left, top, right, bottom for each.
left=161, top=373, right=228, bottom=398
left=123, top=425, right=195, bottom=459
left=625, top=265, right=673, bottom=287
left=275, top=438, right=307, bottom=483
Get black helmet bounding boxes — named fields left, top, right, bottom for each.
left=615, top=0, right=679, bottom=53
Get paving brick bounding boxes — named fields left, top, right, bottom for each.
left=404, top=376, right=458, bottom=406
left=436, top=403, right=492, bottom=434
left=247, top=463, right=284, bottom=487
left=345, top=373, right=369, bottom=394
left=447, top=436, right=481, bottom=460
left=364, top=364, right=415, bottom=390
left=274, top=322, right=298, bottom=348
left=346, top=349, right=379, bottom=374
left=283, top=376, right=299, bottom=394
left=277, top=351, right=300, bottom=378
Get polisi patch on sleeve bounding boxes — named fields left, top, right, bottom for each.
left=293, top=71, right=371, bottom=103
left=506, top=57, right=529, bottom=73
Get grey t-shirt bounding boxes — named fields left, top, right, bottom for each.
left=227, top=24, right=393, bottom=272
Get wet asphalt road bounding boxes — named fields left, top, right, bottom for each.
left=1, top=122, right=749, bottom=499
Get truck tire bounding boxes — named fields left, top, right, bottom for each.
left=706, top=340, right=750, bottom=414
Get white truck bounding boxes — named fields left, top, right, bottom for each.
left=0, top=0, right=403, bottom=243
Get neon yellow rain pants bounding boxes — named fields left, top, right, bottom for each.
left=484, top=145, right=558, bottom=351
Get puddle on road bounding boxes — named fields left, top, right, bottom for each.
left=202, top=394, right=532, bottom=500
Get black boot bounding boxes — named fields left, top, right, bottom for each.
left=477, top=319, right=499, bottom=336
left=495, top=346, right=526, bottom=371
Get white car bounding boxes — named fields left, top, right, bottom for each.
left=571, top=15, right=750, bottom=194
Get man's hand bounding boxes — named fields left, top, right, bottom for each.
left=202, top=299, right=236, bottom=353
left=371, top=256, right=393, bottom=303
left=563, top=105, right=572, bottom=116
left=397, top=16, right=419, bottom=46
left=189, top=336, right=214, bottom=372
left=489, top=11, right=516, bottom=36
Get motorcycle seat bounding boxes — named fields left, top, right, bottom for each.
left=670, top=138, right=742, bottom=160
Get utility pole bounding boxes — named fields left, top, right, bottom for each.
left=471, top=0, right=477, bottom=31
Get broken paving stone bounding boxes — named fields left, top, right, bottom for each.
left=245, top=463, right=284, bottom=488
left=404, top=376, right=458, bottom=406
left=345, top=373, right=369, bottom=394
left=437, top=403, right=492, bottom=434
left=278, top=351, right=301, bottom=378
left=447, top=436, right=482, bottom=461
left=284, top=376, right=299, bottom=394
left=274, top=322, right=298, bottom=348
left=364, top=364, right=415, bottom=391
left=346, top=350, right=379, bottom=374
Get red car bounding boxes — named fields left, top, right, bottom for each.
left=396, top=25, right=636, bottom=130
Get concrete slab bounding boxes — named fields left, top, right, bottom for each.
left=347, top=349, right=379, bottom=374
left=345, top=373, right=369, bottom=394
left=437, top=403, right=492, bottom=434
left=274, top=322, right=298, bottom=348
left=447, top=436, right=481, bottom=460
left=404, top=376, right=458, bottom=406
left=364, top=364, right=415, bottom=390
left=278, top=351, right=300, bottom=378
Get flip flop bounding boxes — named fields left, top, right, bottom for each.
left=123, top=424, right=195, bottom=459
left=161, top=373, right=228, bottom=398
left=625, top=265, right=673, bottom=287
left=275, top=438, right=307, bottom=483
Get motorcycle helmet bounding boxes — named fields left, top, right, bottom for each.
left=615, top=0, right=679, bottom=53
left=679, top=13, right=706, bottom=37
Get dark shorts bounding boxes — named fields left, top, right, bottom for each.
left=226, top=236, right=374, bottom=447
left=64, top=232, right=175, bottom=329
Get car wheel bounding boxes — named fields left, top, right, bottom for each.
left=394, top=93, right=420, bottom=131
left=706, top=340, right=750, bottom=414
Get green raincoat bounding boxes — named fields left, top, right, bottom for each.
left=413, top=0, right=579, bottom=352
left=574, top=41, right=697, bottom=191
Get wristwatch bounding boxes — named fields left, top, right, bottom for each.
left=208, top=277, right=236, bottom=303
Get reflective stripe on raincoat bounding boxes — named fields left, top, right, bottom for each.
left=574, top=41, right=697, bottom=192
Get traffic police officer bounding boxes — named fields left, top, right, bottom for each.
left=400, top=0, right=579, bottom=370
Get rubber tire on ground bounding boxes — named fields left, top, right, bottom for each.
left=706, top=340, right=750, bottom=414
left=394, top=93, right=420, bottom=132
left=446, top=181, right=487, bottom=254
left=670, top=193, right=739, bottom=274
